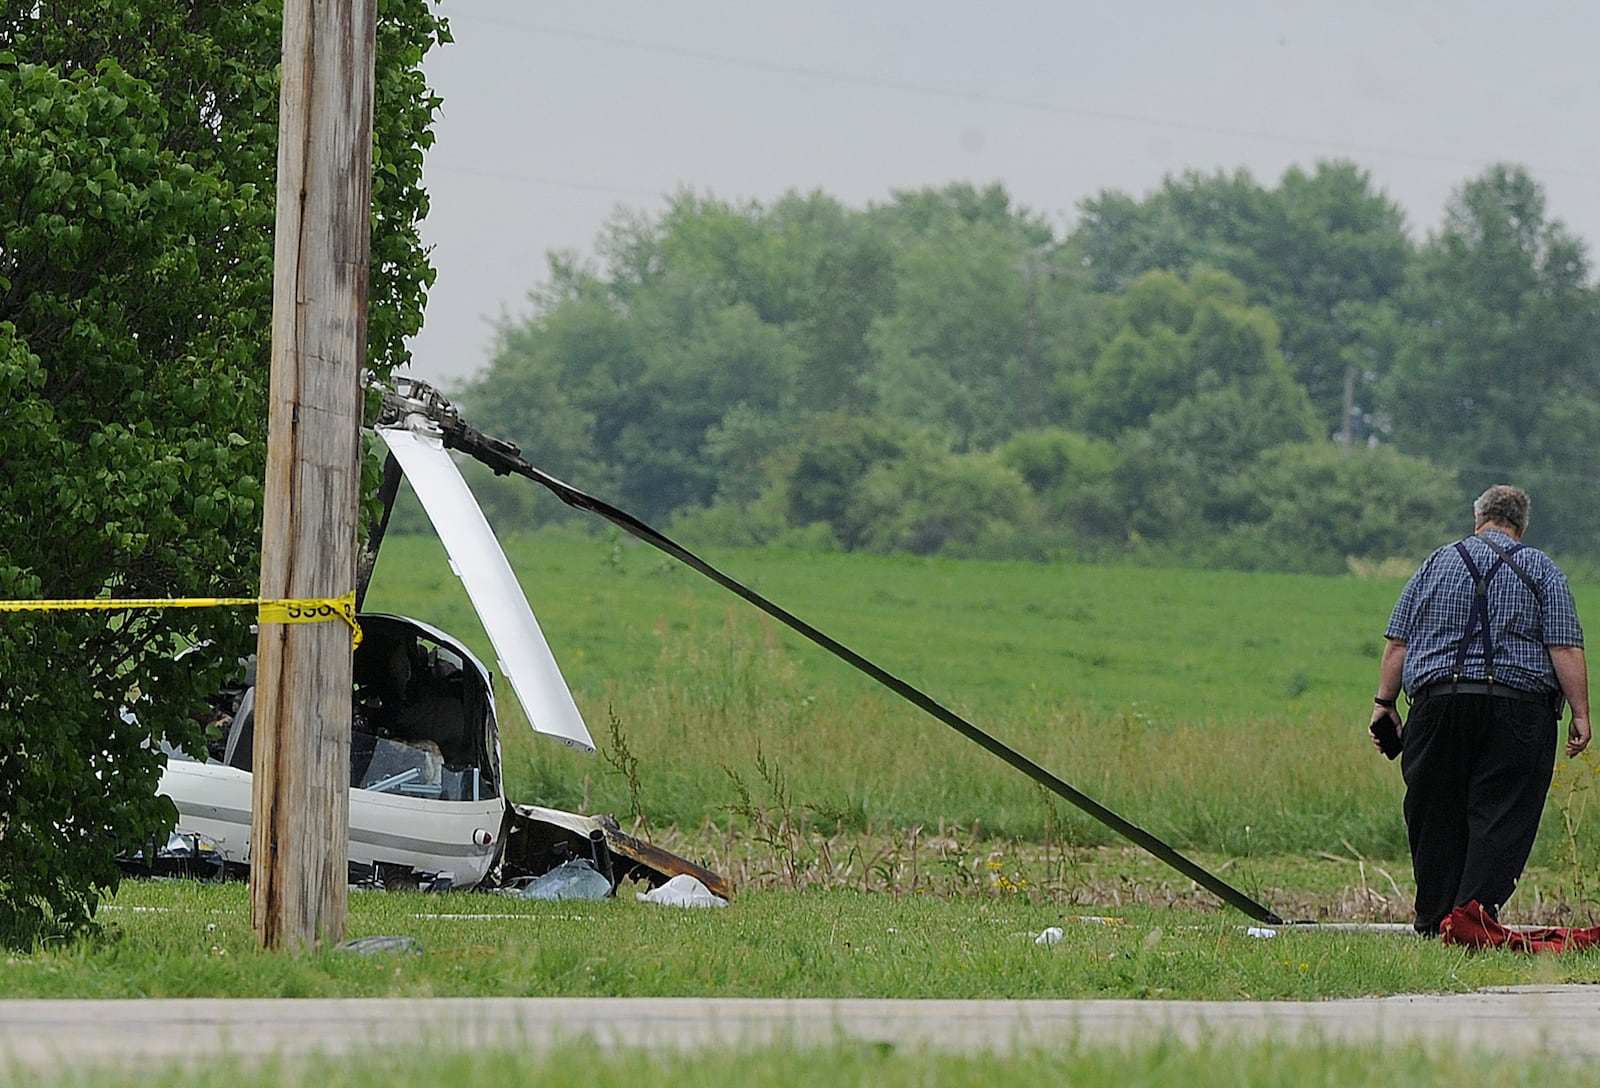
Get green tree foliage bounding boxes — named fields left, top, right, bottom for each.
left=845, top=443, right=1037, bottom=558
left=997, top=428, right=1119, bottom=521
left=1069, top=269, right=1317, bottom=437
left=461, top=191, right=839, bottom=523
left=860, top=184, right=1084, bottom=445
left=1108, top=384, right=1321, bottom=551
left=864, top=222, right=1070, bottom=446
left=795, top=225, right=895, bottom=414
left=769, top=415, right=893, bottom=539
left=0, top=0, right=444, bottom=945
left=1264, top=164, right=1411, bottom=438
left=1070, top=271, right=1198, bottom=433
left=1071, top=162, right=1412, bottom=433
left=1219, top=444, right=1460, bottom=573
left=763, top=415, right=1038, bottom=557
left=1383, top=164, right=1600, bottom=554
left=1053, top=270, right=1328, bottom=554
left=462, top=183, right=1096, bottom=531
left=465, top=166, right=1600, bottom=572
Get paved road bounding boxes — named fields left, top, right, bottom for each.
left=2, top=987, right=1598, bottom=1071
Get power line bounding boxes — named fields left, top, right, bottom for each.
left=451, top=15, right=1600, bottom=186
left=426, top=162, right=664, bottom=201
left=1433, top=460, right=1600, bottom=487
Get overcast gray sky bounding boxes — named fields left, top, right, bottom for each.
left=406, top=1, right=1600, bottom=387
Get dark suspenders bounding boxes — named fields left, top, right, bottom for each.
left=1452, top=541, right=1505, bottom=683
left=1450, top=537, right=1537, bottom=684
left=1478, top=533, right=1543, bottom=600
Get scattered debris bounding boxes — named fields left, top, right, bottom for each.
left=336, top=935, right=423, bottom=956
left=118, top=832, right=230, bottom=882
left=505, top=858, right=612, bottom=901
left=637, top=874, right=729, bottom=908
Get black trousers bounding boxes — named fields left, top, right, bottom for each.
left=1400, top=691, right=1558, bottom=934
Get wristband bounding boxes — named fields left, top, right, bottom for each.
left=1374, top=696, right=1397, bottom=708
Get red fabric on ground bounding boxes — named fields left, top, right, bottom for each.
left=1440, top=900, right=1600, bottom=952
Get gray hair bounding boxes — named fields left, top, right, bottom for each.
left=1473, top=484, right=1531, bottom=534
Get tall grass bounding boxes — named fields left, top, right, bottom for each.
left=364, top=527, right=1598, bottom=867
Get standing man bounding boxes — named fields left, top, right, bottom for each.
left=1372, top=484, right=1590, bottom=936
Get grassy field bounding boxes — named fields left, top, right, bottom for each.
left=367, top=525, right=1402, bottom=723
left=9, top=880, right=1600, bottom=1001
left=14, top=1039, right=1598, bottom=1088
left=12, top=532, right=1600, bottom=1082
left=363, top=527, right=1600, bottom=895
left=10, top=867, right=1600, bottom=1081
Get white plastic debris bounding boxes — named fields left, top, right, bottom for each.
left=1246, top=926, right=1278, bottom=939
left=1034, top=926, right=1065, bottom=946
left=636, top=874, right=729, bottom=908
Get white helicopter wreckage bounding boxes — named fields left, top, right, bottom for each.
left=133, top=378, right=1285, bottom=925
left=127, top=378, right=730, bottom=900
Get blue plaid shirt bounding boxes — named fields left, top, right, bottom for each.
left=1385, top=529, right=1584, bottom=695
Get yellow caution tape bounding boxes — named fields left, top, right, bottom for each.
left=257, top=594, right=362, bottom=648
left=0, top=591, right=362, bottom=648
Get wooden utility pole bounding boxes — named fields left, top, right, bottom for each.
left=1338, top=364, right=1358, bottom=450
left=253, top=0, right=378, bottom=950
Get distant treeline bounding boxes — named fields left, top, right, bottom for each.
left=434, top=161, right=1600, bottom=572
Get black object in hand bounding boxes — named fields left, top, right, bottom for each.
left=1371, top=714, right=1402, bottom=760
